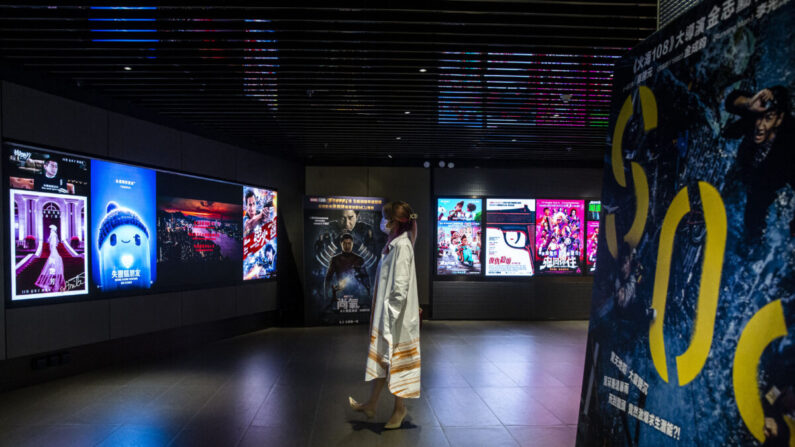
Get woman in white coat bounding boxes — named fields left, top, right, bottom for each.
left=349, top=200, right=421, bottom=429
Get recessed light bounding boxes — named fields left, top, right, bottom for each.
left=448, top=162, right=455, bottom=168
left=404, top=111, right=411, bottom=115
left=553, top=114, right=560, bottom=118
left=419, top=68, right=427, bottom=73
left=423, top=161, right=431, bottom=168
left=396, top=136, right=401, bottom=140
left=388, top=154, right=393, bottom=159
left=439, top=161, right=446, bottom=168
left=123, top=66, right=132, bottom=71
left=512, top=139, right=517, bottom=142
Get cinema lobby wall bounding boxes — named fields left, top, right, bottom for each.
left=0, top=81, right=305, bottom=386
left=307, top=165, right=602, bottom=321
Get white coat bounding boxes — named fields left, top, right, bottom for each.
left=365, top=231, right=421, bottom=398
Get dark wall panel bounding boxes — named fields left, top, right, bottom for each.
left=433, top=166, right=602, bottom=320
left=6, top=301, right=110, bottom=358
left=108, top=113, right=181, bottom=170
left=109, top=292, right=182, bottom=339
left=2, top=82, right=108, bottom=157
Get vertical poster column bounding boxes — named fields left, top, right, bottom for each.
left=586, top=200, right=601, bottom=274
left=576, top=1, right=795, bottom=446
left=534, top=199, right=584, bottom=275
left=242, top=187, right=277, bottom=280
left=90, top=160, right=156, bottom=292
left=304, top=196, right=385, bottom=325
left=436, top=198, right=482, bottom=276
left=6, top=144, right=89, bottom=301
left=485, top=198, right=535, bottom=277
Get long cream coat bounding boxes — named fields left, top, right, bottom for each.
left=365, top=231, right=421, bottom=398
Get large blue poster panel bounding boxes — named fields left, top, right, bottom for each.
left=577, top=1, right=794, bottom=446
left=90, top=160, right=157, bottom=292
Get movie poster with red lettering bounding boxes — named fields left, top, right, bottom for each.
left=242, top=187, right=277, bottom=280
left=534, top=199, right=584, bottom=274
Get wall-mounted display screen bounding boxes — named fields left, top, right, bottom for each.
left=585, top=200, right=600, bottom=275
left=534, top=199, right=584, bottom=275
left=304, top=196, right=385, bottom=325
left=437, top=198, right=482, bottom=275
left=243, top=187, right=277, bottom=280
left=4, top=141, right=277, bottom=306
left=156, top=172, right=243, bottom=288
left=586, top=221, right=599, bottom=274
left=485, top=198, right=535, bottom=277
left=7, top=145, right=90, bottom=301
left=91, top=159, right=157, bottom=292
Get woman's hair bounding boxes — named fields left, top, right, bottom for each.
left=383, top=200, right=418, bottom=245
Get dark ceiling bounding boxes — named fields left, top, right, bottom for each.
left=0, top=1, right=658, bottom=164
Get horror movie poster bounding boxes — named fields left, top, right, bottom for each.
left=436, top=198, right=482, bottom=275
left=577, top=1, right=795, bottom=446
left=304, top=196, right=386, bottom=325
left=534, top=199, right=584, bottom=275
left=156, top=172, right=243, bottom=288
left=485, top=198, right=535, bottom=277
left=7, top=143, right=89, bottom=300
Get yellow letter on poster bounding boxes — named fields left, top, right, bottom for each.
left=733, top=300, right=788, bottom=443
left=675, top=182, right=727, bottom=385
left=649, top=187, right=691, bottom=383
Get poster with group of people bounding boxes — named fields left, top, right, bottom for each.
left=577, top=0, right=795, bottom=446
left=304, top=196, right=386, bottom=325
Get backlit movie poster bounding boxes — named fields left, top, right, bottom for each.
left=437, top=198, right=482, bottom=275
left=577, top=1, right=795, bottom=446
left=304, top=196, right=385, bottom=325
left=156, top=173, right=244, bottom=288
left=242, top=187, right=277, bottom=280
left=535, top=199, right=584, bottom=275
left=586, top=221, right=599, bottom=274
left=7, top=144, right=89, bottom=300
left=485, top=198, right=535, bottom=277
left=90, top=160, right=156, bottom=292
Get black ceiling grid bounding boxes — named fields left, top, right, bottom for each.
left=0, top=1, right=657, bottom=165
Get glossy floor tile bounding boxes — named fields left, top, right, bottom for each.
left=0, top=321, right=587, bottom=446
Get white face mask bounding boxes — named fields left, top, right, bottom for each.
left=380, top=217, right=390, bottom=235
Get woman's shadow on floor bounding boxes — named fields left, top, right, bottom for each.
left=348, top=419, right=418, bottom=434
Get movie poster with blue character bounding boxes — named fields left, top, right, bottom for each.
left=577, top=1, right=795, bottom=446
left=90, top=160, right=157, bottom=292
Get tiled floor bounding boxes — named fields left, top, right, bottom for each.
left=0, top=320, right=587, bottom=447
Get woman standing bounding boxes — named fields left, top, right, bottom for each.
left=349, top=201, right=421, bottom=429
left=35, top=224, right=65, bottom=292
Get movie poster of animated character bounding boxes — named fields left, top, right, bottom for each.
left=91, top=160, right=156, bottom=292
left=243, top=187, right=277, bottom=280
left=577, top=1, right=795, bottom=446
left=485, top=198, right=535, bottom=277
left=304, top=196, right=386, bottom=325
left=534, top=199, right=584, bottom=274
left=437, top=198, right=482, bottom=275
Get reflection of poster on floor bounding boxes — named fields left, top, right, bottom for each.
left=485, top=198, right=535, bottom=277
left=304, top=196, right=385, bottom=325
left=9, top=190, right=88, bottom=300
left=577, top=1, right=795, bottom=446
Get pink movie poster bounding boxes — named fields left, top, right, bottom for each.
left=534, top=199, right=584, bottom=274
left=586, top=220, right=599, bottom=274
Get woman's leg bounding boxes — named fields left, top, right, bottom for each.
left=386, top=395, right=407, bottom=427
left=365, top=378, right=386, bottom=409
